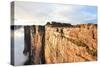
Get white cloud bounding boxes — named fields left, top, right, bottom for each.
left=14, top=27, right=24, bottom=37
left=14, top=1, right=97, bottom=25
left=14, top=27, right=28, bottom=65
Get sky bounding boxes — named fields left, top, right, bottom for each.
left=13, top=1, right=97, bottom=25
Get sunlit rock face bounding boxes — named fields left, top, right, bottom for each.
left=45, top=22, right=97, bottom=63
left=22, top=22, right=97, bottom=65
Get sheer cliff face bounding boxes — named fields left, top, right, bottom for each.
left=31, top=26, right=45, bottom=64
left=24, top=23, right=97, bottom=64
left=24, top=25, right=45, bottom=64
left=45, top=24, right=97, bottom=63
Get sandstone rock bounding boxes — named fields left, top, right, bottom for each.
left=45, top=23, right=97, bottom=63
left=24, top=22, right=97, bottom=64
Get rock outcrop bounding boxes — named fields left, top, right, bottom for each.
left=23, top=22, right=97, bottom=64
left=24, top=25, right=45, bottom=64
left=45, top=22, right=97, bottom=63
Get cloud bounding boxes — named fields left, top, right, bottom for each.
left=14, top=1, right=97, bottom=25
left=14, top=27, right=28, bottom=65
left=14, top=27, right=24, bottom=38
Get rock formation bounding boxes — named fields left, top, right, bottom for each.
left=45, top=22, right=97, bottom=63
left=23, top=22, right=97, bottom=64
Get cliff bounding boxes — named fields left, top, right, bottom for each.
left=45, top=22, right=97, bottom=63
left=23, top=22, right=97, bottom=64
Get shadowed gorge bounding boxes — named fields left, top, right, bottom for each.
left=22, top=22, right=97, bottom=64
